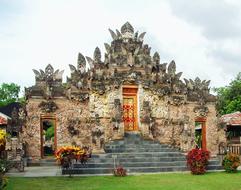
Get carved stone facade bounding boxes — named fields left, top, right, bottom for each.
left=23, top=22, right=224, bottom=158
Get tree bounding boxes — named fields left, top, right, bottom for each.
left=0, top=83, right=21, bottom=107
left=214, top=73, right=241, bottom=115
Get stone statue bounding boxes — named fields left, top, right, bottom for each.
left=141, top=101, right=154, bottom=138
left=91, top=114, right=105, bottom=153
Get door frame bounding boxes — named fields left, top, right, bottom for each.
left=122, top=85, right=138, bottom=131
left=195, top=117, right=207, bottom=150
left=40, top=114, right=57, bottom=158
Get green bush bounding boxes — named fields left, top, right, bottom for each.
left=45, top=126, right=54, bottom=141
left=222, top=153, right=240, bottom=173
left=0, top=159, right=10, bottom=189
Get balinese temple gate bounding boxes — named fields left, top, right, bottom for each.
left=23, top=22, right=226, bottom=159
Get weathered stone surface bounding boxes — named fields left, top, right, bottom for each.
left=22, top=22, right=225, bottom=158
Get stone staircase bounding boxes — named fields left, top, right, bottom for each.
left=62, top=133, right=222, bottom=175
left=27, top=157, right=58, bottom=167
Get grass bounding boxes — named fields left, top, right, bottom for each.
left=6, top=172, right=241, bottom=190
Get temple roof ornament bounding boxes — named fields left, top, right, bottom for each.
left=27, top=22, right=215, bottom=104
left=121, top=22, right=134, bottom=35
left=77, top=53, right=86, bottom=73
left=93, top=47, right=101, bottom=63
left=32, top=64, right=64, bottom=83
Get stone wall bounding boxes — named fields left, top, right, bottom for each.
left=23, top=98, right=91, bottom=158
left=24, top=85, right=225, bottom=158
left=138, top=86, right=224, bottom=156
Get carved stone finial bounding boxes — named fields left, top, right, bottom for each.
left=167, top=60, right=176, bottom=75
left=94, top=47, right=101, bottom=62
left=121, top=22, right=134, bottom=35
left=77, top=53, right=86, bottom=71
left=45, top=64, right=54, bottom=80
left=153, top=52, right=160, bottom=64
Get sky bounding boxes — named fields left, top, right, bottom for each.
left=0, top=0, right=241, bottom=94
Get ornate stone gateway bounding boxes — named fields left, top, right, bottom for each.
left=194, top=118, right=207, bottom=150
left=40, top=114, right=56, bottom=158
left=22, top=22, right=226, bottom=158
left=123, top=86, right=138, bottom=131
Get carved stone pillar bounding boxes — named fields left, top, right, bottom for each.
left=112, top=99, right=124, bottom=140
left=91, top=115, right=105, bottom=153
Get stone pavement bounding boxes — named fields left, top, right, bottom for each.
left=6, top=166, right=62, bottom=177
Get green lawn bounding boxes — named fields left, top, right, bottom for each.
left=7, top=172, right=241, bottom=190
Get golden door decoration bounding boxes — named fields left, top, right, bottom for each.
left=123, top=96, right=137, bottom=131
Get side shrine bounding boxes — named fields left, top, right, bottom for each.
left=23, top=22, right=226, bottom=159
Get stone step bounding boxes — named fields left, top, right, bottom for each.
left=62, top=166, right=189, bottom=175
left=27, top=158, right=58, bottom=167
left=88, top=157, right=187, bottom=163
left=63, top=162, right=223, bottom=175
left=104, top=148, right=181, bottom=153
left=93, top=152, right=185, bottom=159
left=74, top=158, right=220, bottom=168
left=86, top=158, right=220, bottom=165
left=207, top=165, right=223, bottom=170
left=74, top=161, right=187, bottom=168
left=105, top=144, right=171, bottom=148
left=63, top=135, right=223, bottom=175
left=108, top=140, right=165, bottom=146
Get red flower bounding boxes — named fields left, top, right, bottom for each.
left=187, top=148, right=210, bottom=175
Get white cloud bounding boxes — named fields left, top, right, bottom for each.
left=0, top=0, right=240, bottom=94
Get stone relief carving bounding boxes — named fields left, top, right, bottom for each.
left=111, top=99, right=123, bottom=130
left=168, top=96, right=186, bottom=106
left=67, top=118, right=80, bottom=136
left=91, top=114, right=105, bottom=152
left=38, top=100, right=58, bottom=113
left=24, top=115, right=39, bottom=137
left=7, top=107, right=25, bottom=136
left=141, top=101, right=156, bottom=138
left=193, top=106, right=209, bottom=117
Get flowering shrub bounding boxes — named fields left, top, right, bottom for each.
left=113, top=166, right=127, bottom=177
left=55, top=146, right=90, bottom=168
left=186, top=148, right=210, bottom=175
left=0, top=159, right=10, bottom=189
left=0, top=130, right=6, bottom=151
left=222, top=153, right=240, bottom=173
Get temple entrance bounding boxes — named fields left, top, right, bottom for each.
left=123, top=86, right=138, bottom=131
left=40, top=115, right=56, bottom=158
left=194, top=120, right=206, bottom=150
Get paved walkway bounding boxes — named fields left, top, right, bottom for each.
left=6, top=166, right=62, bottom=177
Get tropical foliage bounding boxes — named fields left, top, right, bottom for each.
left=0, top=130, right=6, bottom=152
left=214, top=72, right=241, bottom=115
left=55, top=146, right=89, bottom=168
left=0, top=83, right=21, bottom=107
left=186, top=148, right=210, bottom=175
left=0, top=159, right=10, bottom=190
left=45, top=125, right=54, bottom=141
left=222, top=153, right=240, bottom=173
